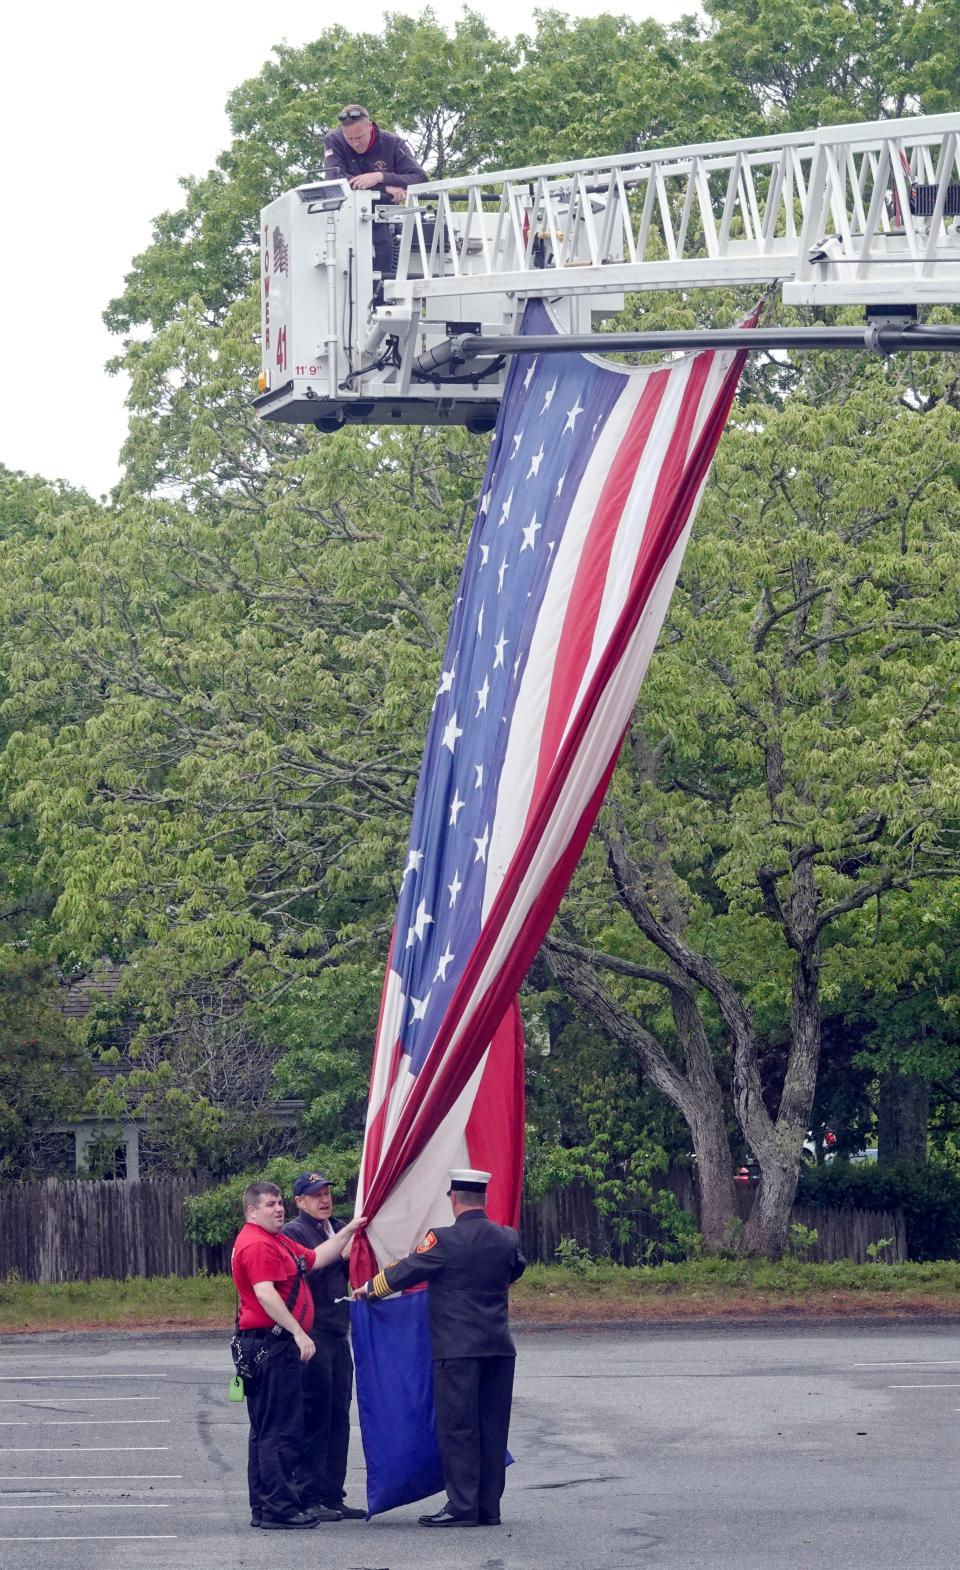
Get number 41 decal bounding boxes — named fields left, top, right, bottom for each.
left=276, top=325, right=287, bottom=371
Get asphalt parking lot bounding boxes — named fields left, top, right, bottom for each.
left=0, top=1320, right=957, bottom=1570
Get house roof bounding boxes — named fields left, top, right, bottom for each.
left=60, top=964, right=125, bottom=1020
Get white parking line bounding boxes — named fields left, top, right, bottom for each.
left=889, top=1382, right=960, bottom=1389
left=0, top=1446, right=169, bottom=1453
left=0, top=1474, right=181, bottom=1481
left=0, top=1420, right=170, bottom=1427
left=1, top=1488, right=171, bottom=1496
left=0, top=1397, right=162, bottom=1405
left=0, top=1355, right=117, bottom=1360
left=853, top=1360, right=960, bottom=1368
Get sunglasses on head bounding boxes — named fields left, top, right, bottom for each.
left=338, top=109, right=367, bottom=122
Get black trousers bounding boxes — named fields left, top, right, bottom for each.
left=243, top=1335, right=307, bottom=1521
left=372, top=223, right=396, bottom=277
left=298, top=1330, right=354, bottom=1508
left=433, top=1355, right=515, bottom=1522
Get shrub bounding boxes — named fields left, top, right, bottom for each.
left=554, top=1237, right=594, bottom=1273
left=785, top=1222, right=819, bottom=1261
left=797, top=1160, right=960, bottom=1262
left=184, top=1150, right=359, bottom=1245
left=644, top=1189, right=702, bottom=1264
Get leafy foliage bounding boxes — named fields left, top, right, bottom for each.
left=3, top=4, right=960, bottom=1227
left=0, top=952, right=90, bottom=1179
left=551, top=348, right=960, bottom=1251
left=184, top=1150, right=358, bottom=1245
left=798, top=1158, right=960, bottom=1260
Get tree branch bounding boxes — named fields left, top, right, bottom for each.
left=547, top=935, right=686, bottom=1000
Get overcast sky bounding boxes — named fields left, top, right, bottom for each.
left=3, top=0, right=693, bottom=499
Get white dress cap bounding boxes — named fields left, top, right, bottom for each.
left=448, top=1168, right=492, bottom=1186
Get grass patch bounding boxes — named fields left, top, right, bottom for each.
left=517, top=1258, right=960, bottom=1296
left=510, top=1259, right=960, bottom=1322
left=4, top=1260, right=960, bottom=1333
left=0, top=1272, right=235, bottom=1332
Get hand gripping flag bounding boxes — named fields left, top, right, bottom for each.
left=351, top=299, right=756, bottom=1512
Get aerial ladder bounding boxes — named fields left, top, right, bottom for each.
left=254, top=112, right=960, bottom=434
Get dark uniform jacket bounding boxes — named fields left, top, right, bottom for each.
left=371, top=1209, right=526, bottom=1360
left=323, top=123, right=427, bottom=191
left=282, top=1213, right=350, bottom=1336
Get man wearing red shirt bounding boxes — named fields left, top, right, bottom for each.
left=232, top=1181, right=365, bottom=1530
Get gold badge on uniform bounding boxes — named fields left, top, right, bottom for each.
left=416, top=1231, right=438, bottom=1253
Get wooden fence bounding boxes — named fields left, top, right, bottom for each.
left=520, top=1169, right=699, bottom=1266
left=0, top=1174, right=905, bottom=1283
left=731, top=1184, right=906, bottom=1263
left=781, top=1202, right=905, bottom=1264
left=522, top=1177, right=906, bottom=1266
left=0, top=1177, right=230, bottom=1283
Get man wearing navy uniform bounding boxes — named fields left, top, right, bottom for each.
left=357, top=1168, right=526, bottom=1528
left=282, top=1173, right=365, bottom=1520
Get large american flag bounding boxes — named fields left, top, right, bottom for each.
left=350, top=299, right=754, bottom=1281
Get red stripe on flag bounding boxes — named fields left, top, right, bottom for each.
left=629, top=348, right=711, bottom=597
left=526, top=368, right=670, bottom=819
left=392, top=742, right=623, bottom=1174
left=361, top=1030, right=405, bottom=1197
left=351, top=753, right=617, bottom=1288
left=464, top=998, right=525, bottom=1227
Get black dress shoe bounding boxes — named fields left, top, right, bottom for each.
left=250, top=1513, right=262, bottom=1528
left=325, top=1502, right=366, bottom=1519
left=258, top=1511, right=319, bottom=1530
left=418, top=1506, right=478, bottom=1527
left=303, top=1503, right=342, bottom=1522
left=478, top=1514, right=501, bottom=1525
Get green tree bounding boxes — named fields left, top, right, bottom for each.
left=523, top=966, right=691, bottom=1248
left=7, top=7, right=960, bottom=1213
left=500, top=10, right=757, bottom=168
left=0, top=291, right=490, bottom=1164
left=0, top=466, right=95, bottom=947
left=0, top=952, right=90, bottom=1179
left=548, top=354, right=960, bottom=1254
left=829, top=884, right=960, bottom=1162
left=700, top=0, right=960, bottom=126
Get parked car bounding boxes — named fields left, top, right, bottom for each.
left=823, top=1145, right=878, bottom=1164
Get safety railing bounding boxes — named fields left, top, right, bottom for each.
left=390, top=113, right=960, bottom=305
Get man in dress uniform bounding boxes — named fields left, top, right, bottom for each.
left=282, top=1173, right=365, bottom=1519
left=356, top=1168, right=526, bottom=1528
left=231, top=1181, right=365, bottom=1530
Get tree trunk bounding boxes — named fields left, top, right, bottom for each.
left=689, top=1102, right=739, bottom=1250
left=740, top=932, right=821, bottom=1257
left=544, top=940, right=737, bottom=1251
left=878, top=1071, right=929, bottom=1164
left=670, top=986, right=738, bottom=1251
left=741, top=1161, right=801, bottom=1258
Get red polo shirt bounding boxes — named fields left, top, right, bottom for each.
left=231, top=1222, right=316, bottom=1331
